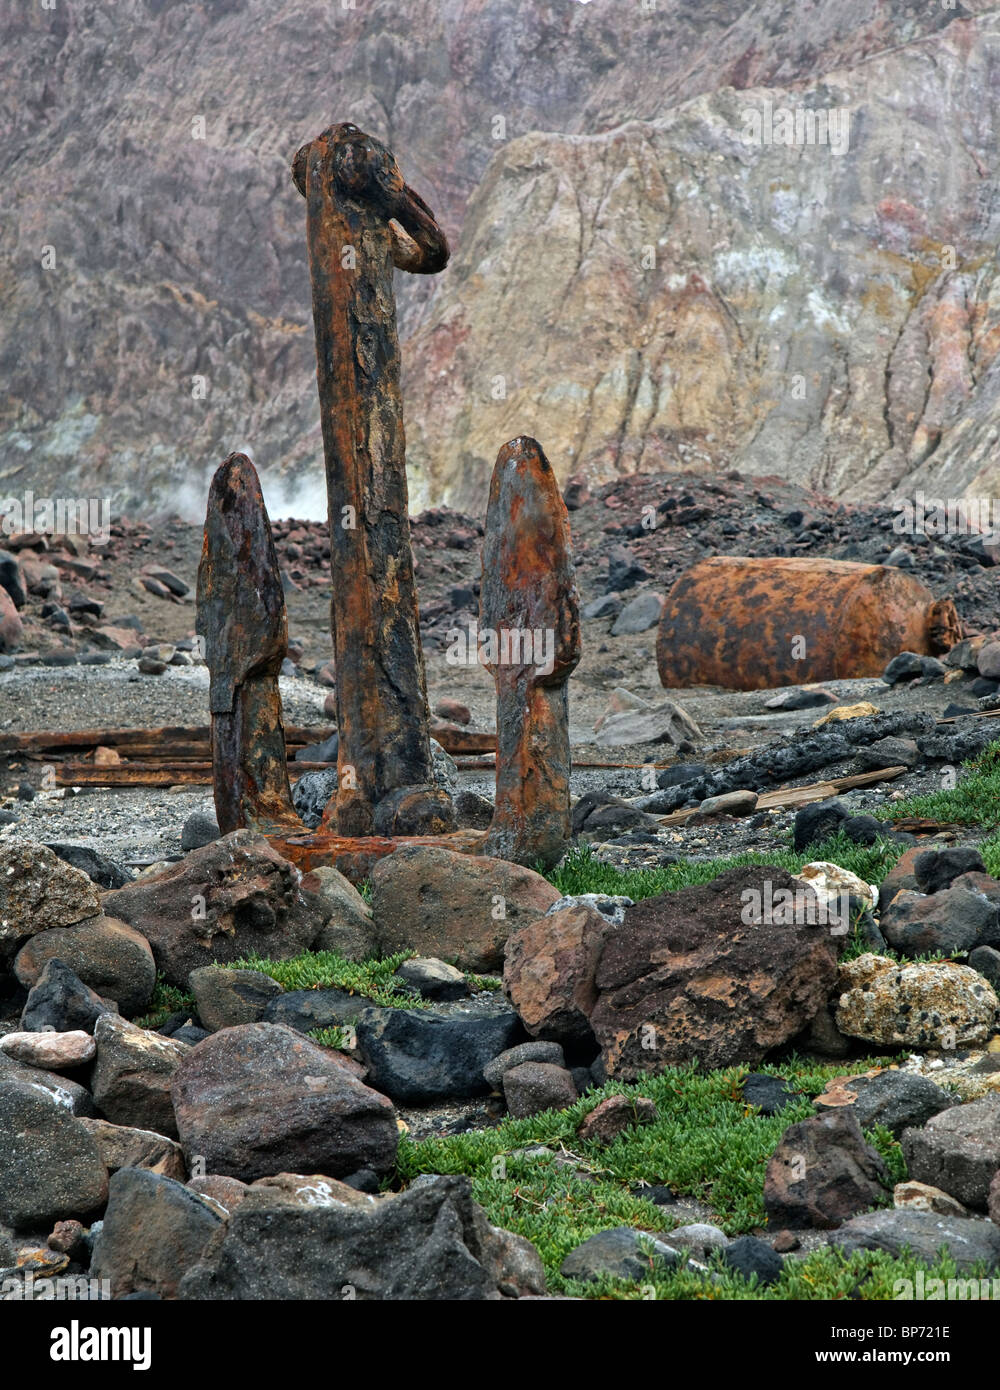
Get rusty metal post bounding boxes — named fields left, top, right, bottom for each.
left=479, top=437, right=581, bottom=869
left=292, top=123, right=453, bottom=838
left=196, top=453, right=301, bottom=835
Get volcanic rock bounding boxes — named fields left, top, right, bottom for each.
left=763, top=1111, right=888, bottom=1230
left=92, top=1015, right=190, bottom=1137
left=370, top=845, right=560, bottom=974
left=355, top=1005, right=523, bottom=1104
left=92, top=1168, right=222, bottom=1299
left=835, top=954, right=999, bottom=1049
left=0, top=1079, right=108, bottom=1230
left=20, top=957, right=118, bottom=1034
left=829, top=1210, right=1000, bottom=1274
left=589, top=867, right=839, bottom=1076
left=901, top=1094, right=1000, bottom=1210
left=170, top=1023, right=398, bottom=1182
left=0, top=842, right=101, bottom=948
left=80, top=1118, right=186, bottom=1181
left=187, top=965, right=283, bottom=1032
left=502, top=1062, right=578, bottom=1119
left=178, top=1173, right=545, bottom=1300
left=13, top=915, right=156, bottom=1016
left=102, top=830, right=329, bottom=988
left=503, top=902, right=614, bottom=1049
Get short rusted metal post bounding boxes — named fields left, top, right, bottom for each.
left=479, top=437, right=581, bottom=868
left=196, top=452, right=300, bottom=835
left=292, top=122, right=453, bottom=838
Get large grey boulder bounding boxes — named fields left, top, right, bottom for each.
left=0, top=1079, right=108, bottom=1229
left=170, top=1023, right=398, bottom=1183
left=179, top=1174, right=545, bottom=1300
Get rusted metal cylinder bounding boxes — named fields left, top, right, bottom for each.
left=656, top=556, right=961, bottom=690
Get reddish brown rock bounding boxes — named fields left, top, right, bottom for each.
left=102, top=829, right=328, bottom=988
left=371, top=844, right=560, bottom=974
left=589, top=867, right=839, bottom=1077
left=47, top=1219, right=87, bottom=1258
left=187, top=1174, right=248, bottom=1213
left=503, top=902, right=613, bottom=1047
left=0, top=586, right=23, bottom=652
left=577, top=1094, right=659, bottom=1144
left=764, top=1111, right=889, bottom=1230
left=170, top=1023, right=398, bottom=1183
left=13, top=914, right=156, bottom=1016
left=433, top=698, right=471, bottom=725
left=877, top=847, right=923, bottom=910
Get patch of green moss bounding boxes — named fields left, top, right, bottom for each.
left=394, top=1059, right=976, bottom=1299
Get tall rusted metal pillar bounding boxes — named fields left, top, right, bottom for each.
left=292, top=122, right=453, bottom=838
left=480, top=437, right=581, bottom=868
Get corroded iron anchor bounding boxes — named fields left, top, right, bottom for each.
left=197, top=126, right=581, bottom=880
left=292, top=122, right=453, bottom=839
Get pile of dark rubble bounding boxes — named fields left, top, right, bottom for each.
left=1, top=824, right=999, bottom=1298
left=2, top=467, right=998, bottom=669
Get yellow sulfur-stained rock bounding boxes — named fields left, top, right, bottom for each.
left=836, top=954, right=999, bottom=1049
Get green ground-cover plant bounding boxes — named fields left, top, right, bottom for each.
left=395, top=1059, right=955, bottom=1300
left=875, top=739, right=1000, bottom=874
left=227, top=948, right=421, bottom=1004
left=133, top=979, right=196, bottom=1030
left=546, top=833, right=904, bottom=902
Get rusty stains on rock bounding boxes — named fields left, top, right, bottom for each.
left=657, top=556, right=961, bottom=690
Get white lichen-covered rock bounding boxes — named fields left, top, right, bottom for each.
left=545, top=894, right=633, bottom=926
left=0, top=842, right=101, bottom=944
left=836, top=953, right=999, bottom=1049
left=795, top=861, right=877, bottom=912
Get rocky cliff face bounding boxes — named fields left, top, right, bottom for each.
left=1, top=0, right=998, bottom=515
left=408, top=12, right=1000, bottom=509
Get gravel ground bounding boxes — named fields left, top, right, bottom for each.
left=1, top=649, right=987, bottom=871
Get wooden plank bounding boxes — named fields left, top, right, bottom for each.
left=2, top=722, right=496, bottom=759
left=432, top=729, right=496, bottom=754
left=0, top=724, right=338, bottom=755
left=55, top=761, right=335, bottom=788
left=935, top=706, right=1000, bottom=725
left=654, top=765, right=909, bottom=827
